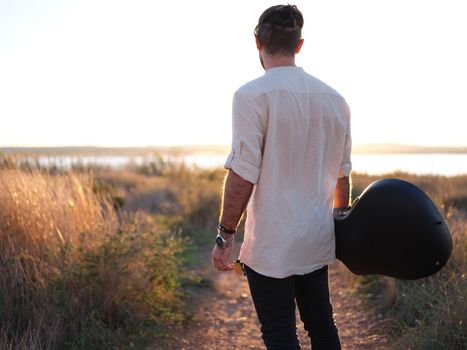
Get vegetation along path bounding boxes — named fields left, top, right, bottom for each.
left=157, top=256, right=390, bottom=350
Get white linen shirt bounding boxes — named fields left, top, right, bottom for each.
left=225, top=66, right=352, bottom=278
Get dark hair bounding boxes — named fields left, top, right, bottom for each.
left=254, top=4, right=304, bottom=55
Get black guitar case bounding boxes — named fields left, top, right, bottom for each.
left=334, top=179, right=452, bottom=280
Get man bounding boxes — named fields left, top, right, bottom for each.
left=212, top=4, right=351, bottom=350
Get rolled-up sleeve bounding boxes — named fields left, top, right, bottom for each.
left=339, top=102, right=352, bottom=178
left=224, top=91, right=264, bottom=184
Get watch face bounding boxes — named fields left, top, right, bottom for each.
left=216, top=235, right=225, bottom=248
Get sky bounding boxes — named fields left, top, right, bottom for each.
left=1, top=0, right=466, bottom=148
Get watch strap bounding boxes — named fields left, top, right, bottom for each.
left=217, top=223, right=237, bottom=235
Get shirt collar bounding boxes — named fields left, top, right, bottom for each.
left=265, top=66, right=304, bottom=75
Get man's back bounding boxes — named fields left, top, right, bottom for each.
left=225, top=66, right=352, bottom=278
left=214, top=5, right=347, bottom=349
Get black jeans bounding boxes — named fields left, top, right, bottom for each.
left=244, top=265, right=341, bottom=350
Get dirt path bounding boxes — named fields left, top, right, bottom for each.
left=157, top=257, right=390, bottom=350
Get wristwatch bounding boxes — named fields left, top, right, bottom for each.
left=215, top=223, right=236, bottom=249
left=215, top=233, right=234, bottom=249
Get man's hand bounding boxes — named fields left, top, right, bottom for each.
left=211, top=240, right=235, bottom=272
left=333, top=207, right=348, bottom=220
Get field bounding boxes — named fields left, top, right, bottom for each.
left=0, top=154, right=465, bottom=349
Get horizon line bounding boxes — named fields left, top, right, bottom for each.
left=2, top=143, right=467, bottom=155
left=2, top=142, right=467, bottom=148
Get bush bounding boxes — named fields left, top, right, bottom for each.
left=0, top=167, right=185, bottom=349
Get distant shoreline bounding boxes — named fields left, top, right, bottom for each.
left=1, top=143, right=467, bottom=156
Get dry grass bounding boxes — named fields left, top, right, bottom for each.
left=0, top=164, right=185, bottom=349
left=351, top=171, right=467, bottom=211
left=0, top=167, right=117, bottom=260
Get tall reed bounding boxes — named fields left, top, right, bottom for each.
left=0, top=165, right=184, bottom=349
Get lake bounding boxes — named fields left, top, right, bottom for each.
left=30, top=153, right=467, bottom=176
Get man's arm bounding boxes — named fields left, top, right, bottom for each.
left=211, top=169, right=253, bottom=271
left=334, top=176, right=351, bottom=212
left=219, top=170, right=254, bottom=228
